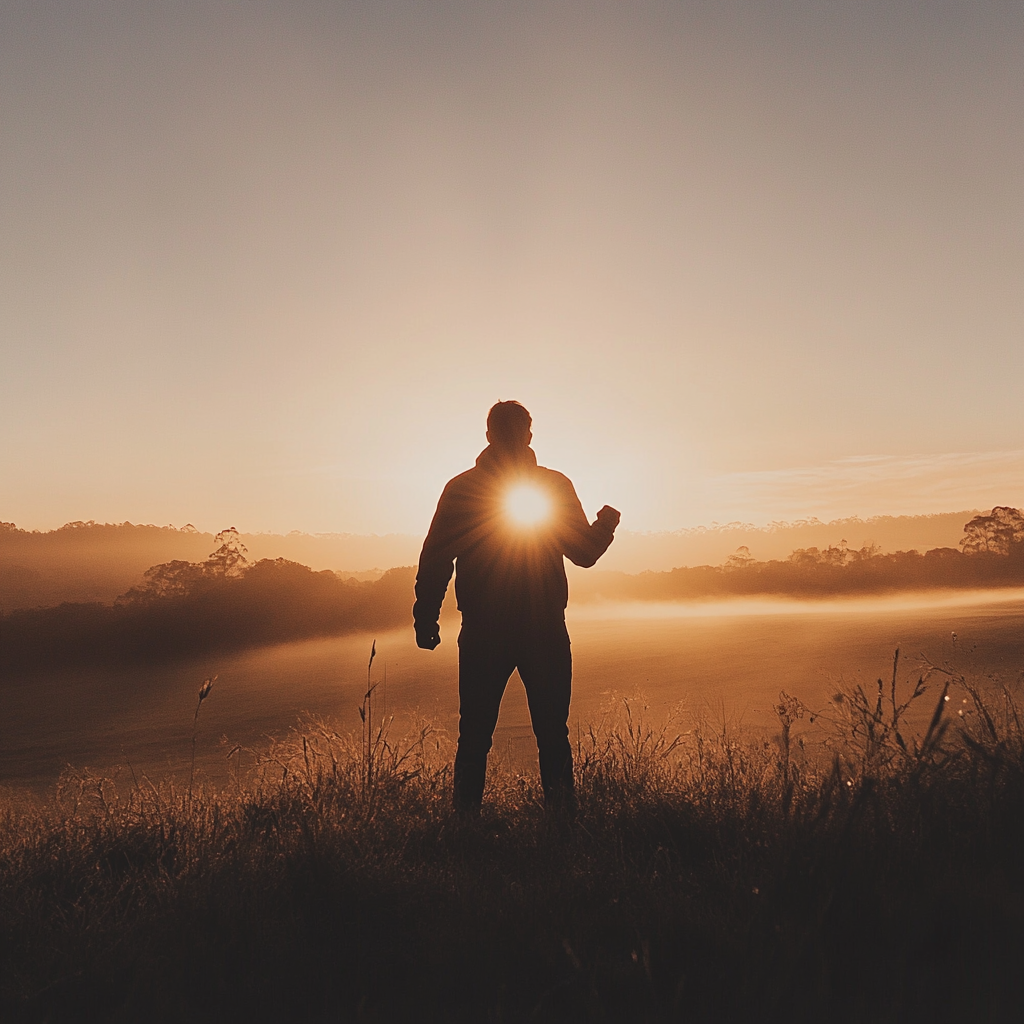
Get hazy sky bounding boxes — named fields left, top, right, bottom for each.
left=2, top=0, right=1022, bottom=535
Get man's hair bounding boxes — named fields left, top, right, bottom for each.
left=487, top=400, right=532, bottom=446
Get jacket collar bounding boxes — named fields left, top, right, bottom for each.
left=475, top=444, right=538, bottom=475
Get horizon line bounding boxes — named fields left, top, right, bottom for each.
left=1, top=507, right=991, bottom=539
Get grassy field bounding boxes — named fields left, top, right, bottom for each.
left=2, top=655, right=1023, bottom=1022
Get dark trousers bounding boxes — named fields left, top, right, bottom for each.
left=454, top=618, right=574, bottom=811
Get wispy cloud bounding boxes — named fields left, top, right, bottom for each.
left=709, top=451, right=1024, bottom=524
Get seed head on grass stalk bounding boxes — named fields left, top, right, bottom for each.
left=360, top=641, right=378, bottom=791
left=195, top=675, right=216, bottom=725
left=189, top=675, right=217, bottom=807
left=360, top=639, right=377, bottom=726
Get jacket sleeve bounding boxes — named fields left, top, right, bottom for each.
left=412, top=483, right=458, bottom=630
left=554, top=475, right=617, bottom=568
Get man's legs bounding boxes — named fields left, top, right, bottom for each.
left=454, top=625, right=516, bottom=812
left=517, top=621, right=574, bottom=809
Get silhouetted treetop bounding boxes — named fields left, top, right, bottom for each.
left=724, top=546, right=755, bottom=570
left=960, top=507, right=1024, bottom=556
left=206, top=527, right=250, bottom=578
left=785, top=540, right=882, bottom=567
left=117, top=528, right=252, bottom=605
left=117, top=560, right=207, bottom=604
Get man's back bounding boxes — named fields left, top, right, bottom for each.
left=414, top=442, right=616, bottom=631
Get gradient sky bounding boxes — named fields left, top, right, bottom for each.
left=2, top=0, right=1022, bottom=536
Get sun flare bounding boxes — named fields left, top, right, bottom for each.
left=504, top=483, right=552, bottom=528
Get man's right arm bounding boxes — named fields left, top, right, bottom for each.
left=412, top=484, right=457, bottom=649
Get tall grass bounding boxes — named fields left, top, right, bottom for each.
left=2, top=654, right=1023, bottom=1022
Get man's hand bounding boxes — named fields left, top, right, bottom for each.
left=415, top=623, right=441, bottom=650
left=596, top=505, right=621, bottom=531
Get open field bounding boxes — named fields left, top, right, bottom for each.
left=3, top=590, right=1022, bottom=795
left=3, top=590, right=1021, bottom=1021
left=2, top=642, right=1024, bottom=1022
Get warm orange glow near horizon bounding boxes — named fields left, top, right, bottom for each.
left=1, top=3, right=1021, bottom=536
left=504, top=483, right=552, bottom=529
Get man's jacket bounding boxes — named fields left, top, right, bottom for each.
left=413, top=444, right=616, bottom=631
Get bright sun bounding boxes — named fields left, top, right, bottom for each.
left=504, top=483, right=552, bottom=527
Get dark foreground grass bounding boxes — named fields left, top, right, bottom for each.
left=2, top=658, right=1024, bottom=1023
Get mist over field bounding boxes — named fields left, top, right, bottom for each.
left=3, top=590, right=1022, bottom=793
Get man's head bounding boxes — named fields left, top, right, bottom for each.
left=486, top=400, right=532, bottom=449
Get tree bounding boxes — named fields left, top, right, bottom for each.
left=116, top=560, right=206, bottom=604
left=724, top=546, right=755, bottom=570
left=204, top=527, right=250, bottom=578
left=960, top=507, right=1024, bottom=556
left=116, top=527, right=251, bottom=604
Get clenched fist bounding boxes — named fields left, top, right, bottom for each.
left=415, top=623, right=441, bottom=650
left=596, top=505, right=621, bottom=530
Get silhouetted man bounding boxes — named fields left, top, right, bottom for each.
left=414, top=401, right=620, bottom=813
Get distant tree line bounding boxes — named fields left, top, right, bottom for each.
left=3, top=512, right=1023, bottom=672
left=0, top=519, right=420, bottom=610
left=577, top=507, right=1024, bottom=602
left=1, top=530, right=415, bottom=673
